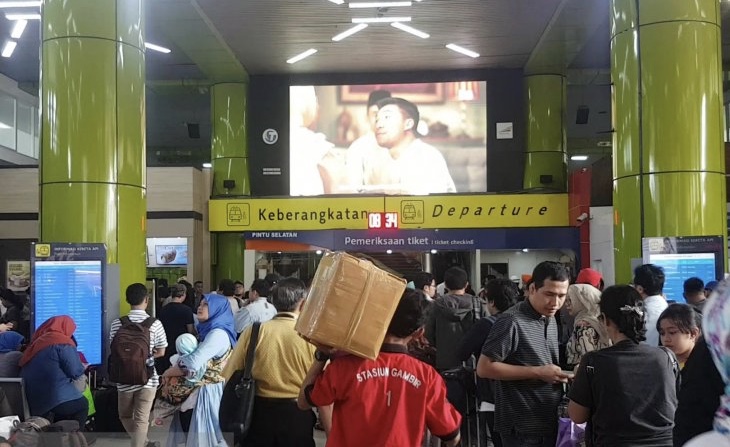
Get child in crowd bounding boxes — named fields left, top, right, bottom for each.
left=155, top=334, right=206, bottom=424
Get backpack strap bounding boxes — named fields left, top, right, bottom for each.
left=140, top=317, right=156, bottom=328
left=120, top=316, right=132, bottom=326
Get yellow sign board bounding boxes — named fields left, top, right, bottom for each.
left=209, top=194, right=568, bottom=232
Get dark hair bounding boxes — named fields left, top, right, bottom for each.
left=413, top=271, right=434, bottom=291
left=170, top=284, right=186, bottom=298
left=600, top=285, right=647, bottom=343
left=126, top=283, right=149, bottom=306
left=250, top=279, right=271, bottom=297
left=486, top=278, right=520, bottom=312
left=178, top=280, right=192, bottom=288
left=193, top=281, right=203, bottom=287
left=683, top=277, right=704, bottom=295
left=388, top=290, right=428, bottom=338
left=156, top=286, right=170, bottom=300
left=531, top=261, right=570, bottom=289
left=657, top=303, right=700, bottom=335
left=182, top=283, right=195, bottom=309
left=367, top=89, right=391, bottom=109
left=270, top=277, right=307, bottom=312
left=633, top=264, right=665, bottom=296
left=483, top=275, right=497, bottom=286
left=218, top=279, right=235, bottom=296
left=444, top=267, right=468, bottom=291
left=234, top=280, right=244, bottom=287
left=264, top=273, right=281, bottom=286
left=376, top=97, right=420, bottom=132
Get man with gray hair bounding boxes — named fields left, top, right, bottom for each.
left=222, top=278, right=318, bottom=446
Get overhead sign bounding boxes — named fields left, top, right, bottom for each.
left=209, top=194, right=569, bottom=232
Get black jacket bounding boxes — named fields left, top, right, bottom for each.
left=425, top=293, right=481, bottom=370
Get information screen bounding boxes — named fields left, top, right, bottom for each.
left=33, top=260, right=103, bottom=364
left=647, top=253, right=716, bottom=303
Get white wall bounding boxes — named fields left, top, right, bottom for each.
left=479, top=249, right=569, bottom=283
left=589, top=206, right=615, bottom=286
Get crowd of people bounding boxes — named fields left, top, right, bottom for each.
left=1, top=261, right=730, bottom=447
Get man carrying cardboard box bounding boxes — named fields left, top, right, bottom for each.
left=297, top=290, right=462, bottom=447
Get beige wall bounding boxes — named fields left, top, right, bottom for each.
left=0, top=167, right=210, bottom=282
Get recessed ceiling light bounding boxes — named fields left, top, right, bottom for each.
left=332, top=23, right=368, bottom=42
left=202, top=162, right=212, bottom=168
left=1, top=40, right=16, bottom=58
left=386, top=249, right=393, bottom=254
left=349, top=1, right=412, bottom=8
left=352, top=16, right=411, bottom=23
left=0, top=1, right=41, bottom=7
left=571, top=155, right=589, bottom=161
left=10, top=19, right=26, bottom=39
left=286, top=48, right=317, bottom=64
left=446, top=43, right=479, bottom=58
left=328, top=0, right=344, bottom=4
left=5, top=13, right=39, bottom=20
left=144, top=42, right=171, bottom=53
left=391, top=22, right=429, bottom=38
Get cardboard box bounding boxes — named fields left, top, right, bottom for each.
left=296, top=252, right=407, bottom=360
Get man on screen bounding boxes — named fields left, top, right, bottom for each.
left=364, top=97, right=456, bottom=195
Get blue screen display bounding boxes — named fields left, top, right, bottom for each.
left=648, top=253, right=716, bottom=303
left=34, top=260, right=103, bottom=365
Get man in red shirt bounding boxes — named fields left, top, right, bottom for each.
left=297, top=290, right=461, bottom=447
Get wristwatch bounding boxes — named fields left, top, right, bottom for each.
left=314, top=350, right=331, bottom=362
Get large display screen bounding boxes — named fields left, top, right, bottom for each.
left=154, top=245, right=188, bottom=266
left=647, top=253, right=716, bottom=303
left=290, top=81, right=487, bottom=196
left=33, top=260, right=103, bottom=364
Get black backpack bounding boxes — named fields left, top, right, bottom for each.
left=108, top=317, right=155, bottom=385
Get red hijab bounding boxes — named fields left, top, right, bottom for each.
left=19, top=316, right=76, bottom=367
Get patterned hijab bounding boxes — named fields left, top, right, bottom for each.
left=568, top=284, right=609, bottom=346
left=703, top=281, right=730, bottom=435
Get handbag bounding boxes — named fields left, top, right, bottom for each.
left=556, top=417, right=586, bottom=447
left=219, top=322, right=261, bottom=440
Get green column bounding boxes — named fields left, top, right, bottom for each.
left=40, top=0, right=146, bottom=314
left=523, top=74, right=567, bottom=191
left=211, top=83, right=249, bottom=284
left=611, top=0, right=726, bottom=282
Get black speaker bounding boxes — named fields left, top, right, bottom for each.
left=576, top=106, right=589, bottom=125
left=539, top=175, right=553, bottom=185
left=187, top=123, right=200, bottom=139
left=223, top=179, right=236, bottom=189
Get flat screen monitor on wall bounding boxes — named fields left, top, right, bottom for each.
left=646, top=253, right=716, bottom=303
left=290, top=81, right=487, bottom=196
left=154, top=245, right=188, bottom=266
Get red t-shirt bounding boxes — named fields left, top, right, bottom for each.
left=306, top=344, right=461, bottom=447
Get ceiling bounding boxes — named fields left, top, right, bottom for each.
left=0, top=0, right=728, bottom=168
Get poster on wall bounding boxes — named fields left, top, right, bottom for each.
left=642, top=236, right=724, bottom=302
left=30, top=243, right=105, bottom=365
left=289, top=81, right=487, bottom=196
left=5, top=260, right=30, bottom=292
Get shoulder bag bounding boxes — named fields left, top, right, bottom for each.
left=219, top=322, right=261, bottom=441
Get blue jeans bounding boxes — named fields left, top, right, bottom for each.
left=500, top=432, right=556, bottom=447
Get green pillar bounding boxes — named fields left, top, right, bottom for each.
left=523, top=74, right=567, bottom=191
left=611, top=0, right=726, bottom=282
left=211, top=83, right=249, bottom=284
left=40, top=0, right=146, bottom=314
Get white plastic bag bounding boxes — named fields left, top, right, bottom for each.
left=0, top=415, right=19, bottom=440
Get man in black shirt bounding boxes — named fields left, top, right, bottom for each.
left=478, top=262, right=571, bottom=447
left=156, top=284, right=195, bottom=373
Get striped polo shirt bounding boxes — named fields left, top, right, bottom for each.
left=481, top=300, right=562, bottom=436
left=109, top=310, right=168, bottom=392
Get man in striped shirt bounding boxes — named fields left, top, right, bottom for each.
left=109, top=283, right=168, bottom=447
left=477, top=262, right=571, bottom=447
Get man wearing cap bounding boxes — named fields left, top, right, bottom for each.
left=576, top=268, right=604, bottom=291
left=364, top=97, right=456, bottom=195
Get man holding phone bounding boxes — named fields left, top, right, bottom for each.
left=477, top=261, right=571, bottom=447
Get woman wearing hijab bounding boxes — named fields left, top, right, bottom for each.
left=165, top=293, right=235, bottom=447
left=19, top=316, right=88, bottom=429
left=685, top=281, right=730, bottom=446
left=565, top=283, right=611, bottom=369
left=0, top=331, right=23, bottom=377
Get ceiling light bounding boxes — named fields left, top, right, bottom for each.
left=352, top=16, right=411, bottom=23
left=386, top=249, right=393, bottom=254
left=349, top=2, right=412, bottom=8
left=286, top=48, right=317, bottom=64
left=430, top=249, right=437, bottom=254
left=144, top=42, right=171, bottom=53
left=391, top=22, right=429, bottom=38
left=0, top=1, right=41, bottom=7
left=1, top=40, right=16, bottom=58
left=10, top=20, right=26, bottom=39
left=202, top=162, right=212, bottom=168
left=522, top=248, right=529, bottom=253
left=5, top=13, right=39, bottom=20
left=316, top=250, right=323, bottom=255
left=332, top=23, right=368, bottom=42
left=328, top=0, right=344, bottom=4
left=446, top=43, right=479, bottom=58
left=571, top=155, right=589, bottom=161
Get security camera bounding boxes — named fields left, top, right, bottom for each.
left=576, top=212, right=590, bottom=223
